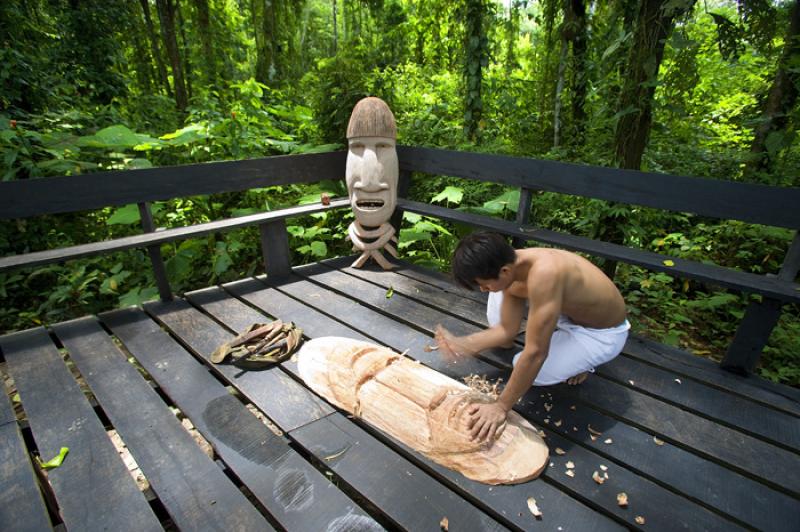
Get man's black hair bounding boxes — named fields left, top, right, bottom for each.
left=452, top=231, right=516, bottom=290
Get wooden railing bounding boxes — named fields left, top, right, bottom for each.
left=1, top=147, right=798, bottom=375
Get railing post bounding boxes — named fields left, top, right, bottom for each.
left=260, top=219, right=291, bottom=279
left=722, top=230, right=800, bottom=374
left=137, top=202, right=172, bottom=301
left=512, top=187, right=534, bottom=248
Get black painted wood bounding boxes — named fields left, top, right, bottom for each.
left=144, top=297, right=334, bottom=433
left=138, top=202, right=172, bottom=301
left=0, top=199, right=349, bottom=273
left=0, top=328, right=162, bottom=532
left=334, top=259, right=800, bottom=420
left=51, top=318, right=272, bottom=531
left=1, top=151, right=347, bottom=219
left=513, top=188, right=535, bottom=248
left=292, top=414, right=508, bottom=532
left=398, top=199, right=800, bottom=303
left=596, top=351, right=800, bottom=452
left=298, top=266, right=800, bottom=499
left=285, top=270, right=769, bottom=530
left=156, top=290, right=506, bottom=531
left=101, top=307, right=377, bottom=531
left=396, top=146, right=800, bottom=229
left=623, top=335, right=800, bottom=416
left=261, top=219, right=291, bottom=278
left=0, top=385, right=52, bottom=532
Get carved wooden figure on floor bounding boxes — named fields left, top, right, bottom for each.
left=345, top=97, right=399, bottom=269
left=298, top=337, right=549, bottom=485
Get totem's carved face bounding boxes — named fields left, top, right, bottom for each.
left=346, top=136, right=398, bottom=228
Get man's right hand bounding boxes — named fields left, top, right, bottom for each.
left=434, top=325, right=474, bottom=362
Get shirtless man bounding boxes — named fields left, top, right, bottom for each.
left=435, top=231, right=629, bottom=443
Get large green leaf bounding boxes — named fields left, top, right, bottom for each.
left=431, top=186, right=464, bottom=205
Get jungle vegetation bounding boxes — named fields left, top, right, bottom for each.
left=1, top=0, right=798, bottom=385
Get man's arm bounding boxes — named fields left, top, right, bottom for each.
left=467, top=267, right=564, bottom=441
left=435, top=291, right=525, bottom=360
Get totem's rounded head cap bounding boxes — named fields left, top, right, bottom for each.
left=346, top=97, right=396, bottom=139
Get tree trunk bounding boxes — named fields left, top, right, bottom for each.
left=569, top=0, right=588, bottom=144
left=463, top=0, right=489, bottom=143
left=139, top=0, right=172, bottom=97
left=156, top=0, right=188, bottom=111
left=176, top=0, right=193, bottom=100
left=613, top=0, right=696, bottom=170
left=251, top=0, right=268, bottom=82
left=553, top=37, right=569, bottom=148
left=744, top=0, right=800, bottom=180
left=604, top=0, right=696, bottom=278
left=194, top=0, right=215, bottom=85
left=332, top=0, right=338, bottom=54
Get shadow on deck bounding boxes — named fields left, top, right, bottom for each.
left=2, top=257, right=798, bottom=532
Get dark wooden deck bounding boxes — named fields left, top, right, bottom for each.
left=2, top=257, right=799, bottom=531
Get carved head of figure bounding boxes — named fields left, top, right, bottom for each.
left=345, top=97, right=398, bottom=228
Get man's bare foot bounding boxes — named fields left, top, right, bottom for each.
left=566, top=372, right=589, bottom=385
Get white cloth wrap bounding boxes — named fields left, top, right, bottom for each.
left=486, top=291, right=630, bottom=386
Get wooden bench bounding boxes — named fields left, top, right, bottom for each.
left=1, top=148, right=798, bottom=530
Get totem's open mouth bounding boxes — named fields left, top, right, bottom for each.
left=356, top=199, right=385, bottom=210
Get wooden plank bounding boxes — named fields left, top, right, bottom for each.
left=261, top=219, right=291, bottom=278
left=0, top=199, right=349, bottom=273
left=144, top=297, right=334, bottom=432
left=0, top=328, right=161, bottom=532
left=343, top=263, right=800, bottom=450
left=722, top=299, right=783, bottom=374
left=0, top=151, right=346, bottom=219
left=514, top=387, right=800, bottom=532
left=298, top=265, right=800, bottom=523
left=293, top=413, right=546, bottom=532
left=0, top=386, right=52, bottom=532
left=595, top=353, right=800, bottom=452
left=398, top=199, right=800, bottom=303
left=154, top=290, right=510, bottom=531
left=50, top=318, right=272, bottom=531
left=101, top=307, right=378, bottom=531
left=332, top=262, right=800, bottom=425
left=396, top=146, right=800, bottom=229
left=283, top=272, right=758, bottom=531
left=623, top=335, right=800, bottom=416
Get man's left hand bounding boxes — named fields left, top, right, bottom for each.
left=466, top=402, right=508, bottom=443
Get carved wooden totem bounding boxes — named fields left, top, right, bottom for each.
left=298, top=337, right=549, bottom=485
left=345, top=97, right=399, bottom=269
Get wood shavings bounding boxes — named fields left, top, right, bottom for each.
left=674, top=378, right=682, bottom=384
left=653, top=436, right=665, bottom=446
left=570, top=405, right=576, bottom=410
left=600, top=464, right=608, bottom=471
left=617, top=493, right=628, bottom=507
left=590, top=435, right=598, bottom=442
left=604, top=438, right=613, bottom=444
left=592, top=470, right=605, bottom=484
left=440, top=517, right=449, bottom=531
left=555, top=447, right=566, bottom=455
left=544, top=403, right=553, bottom=412
left=565, top=469, right=575, bottom=477
left=424, top=344, right=439, bottom=352
left=554, top=420, right=562, bottom=427
left=628, top=380, right=635, bottom=385
left=462, top=374, right=503, bottom=399
left=544, top=419, right=550, bottom=424
left=565, top=461, right=575, bottom=469
left=635, top=516, right=646, bottom=525
left=527, top=497, right=543, bottom=519
left=588, top=425, right=602, bottom=436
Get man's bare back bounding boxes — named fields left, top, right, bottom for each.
left=507, top=248, right=626, bottom=329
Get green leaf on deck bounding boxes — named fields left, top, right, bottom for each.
left=663, top=260, right=675, bottom=267
left=39, top=447, right=69, bottom=470
left=386, top=286, right=394, bottom=299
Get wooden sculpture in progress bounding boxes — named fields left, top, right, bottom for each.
left=345, top=97, right=399, bottom=270
left=297, top=337, right=549, bottom=485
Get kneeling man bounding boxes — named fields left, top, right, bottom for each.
left=435, top=231, right=629, bottom=442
